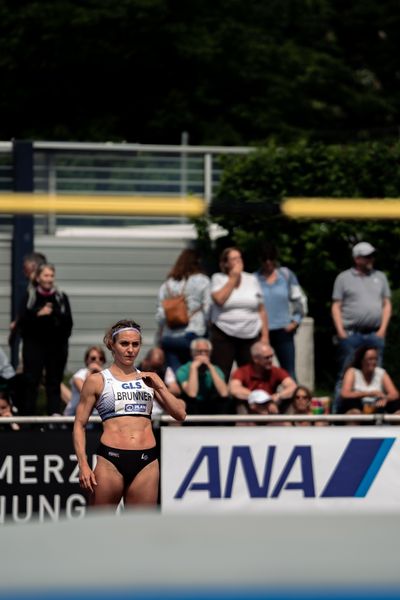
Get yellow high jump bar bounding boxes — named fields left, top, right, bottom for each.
left=0, top=193, right=206, bottom=217
left=282, top=198, right=400, bottom=219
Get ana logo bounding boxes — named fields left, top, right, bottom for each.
left=174, top=438, right=395, bottom=500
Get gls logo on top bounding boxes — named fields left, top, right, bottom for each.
left=174, top=438, right=395, bottom=499
left=121, top=382, right=142, bottom=389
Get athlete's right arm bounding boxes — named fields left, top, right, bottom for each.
left=73, top=373, right=101, bottom=493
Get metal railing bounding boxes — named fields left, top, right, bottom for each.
left=0, top=140, right=254, bottom=231
left=1, top=414, right=399, bottom=426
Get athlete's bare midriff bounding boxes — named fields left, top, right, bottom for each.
left=101, top=416, right=156, bottom=450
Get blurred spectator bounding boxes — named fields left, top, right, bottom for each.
left=244, top=389, right=282, bottom=425
left=156, top=249, right=210, bottom=372
left=22, top=252, right=47, bottom=282
left=9, top=251, right=47, bottom=358
left=331, top=242, right=391, bottom=411
left=64, top=345, right=107, bottom=416
left=229, top=342, right=297, bottom=416
left=138, top=346, right=173, bottom=382
left=137, top=347, right=177, bottom=417
left=339, top=345, right=400, bottom=416
left=0, top=392, right=20, bottom=431
left=174, top=338, right=230, bottom=415
left=210, top=247, right=269, bottom=381
left=255, top=242, right=306, bottom=380
left=284, top=385, right=328, bottom=426
left=18, top=263, right=73, bottom=415
left=0, top=345, right=24, bottom=411
left=0, top=345, right=16, bottom=382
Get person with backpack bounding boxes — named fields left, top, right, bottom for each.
left=255, top=243, right=307, bottom=381
left=155, top=249, right=210, bottom=372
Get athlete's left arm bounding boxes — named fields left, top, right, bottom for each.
left=141, top=371, right=186, bottom=421
left=73, top=374, right=101, bottom=492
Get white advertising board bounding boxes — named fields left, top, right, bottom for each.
left=161, top=426, right=400, bottom=512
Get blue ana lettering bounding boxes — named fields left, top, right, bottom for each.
left=270, top=447, right=315, bottom=497
left=224, top=446, right=276, bottom=498
left=175, top=447, right=221, bottom=498
left=174, top=445, right=315, bottom=499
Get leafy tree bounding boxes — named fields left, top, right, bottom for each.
left=0, top=0, right=399, bottom=143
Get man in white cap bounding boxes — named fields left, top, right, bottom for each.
left=331, top=241, right=391, bottom=412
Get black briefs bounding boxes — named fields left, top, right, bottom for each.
left=96, top=442, right=158, bottom=486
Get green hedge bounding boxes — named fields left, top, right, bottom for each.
left=384, top=288, right=400, bottom=389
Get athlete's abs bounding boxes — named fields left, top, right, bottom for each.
left=101, top=415, right=156, bottom=450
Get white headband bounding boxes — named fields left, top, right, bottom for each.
left=112, top=327, right=141, bottom=340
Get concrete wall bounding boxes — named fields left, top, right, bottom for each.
left=294, top=317, right=314, bottom=390
left=0, top=235, right=12, bottom=345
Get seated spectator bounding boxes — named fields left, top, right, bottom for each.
left=137, top=347, right=177, bottom=416
left=244, top=389, right=284, bottom=426
left=138, top=347, right=175, bottom=385
left=284, top=385, right=328, bottom=426
left=229, top=342, right=297, bottom=416
left=0, top=345, right=16, bottom=382
left=61, top=381, right=72, bottom=406
left=174, top=338, right=230, bottom=415
left=0, top=345, right=24, bottom=410
left=64, top=345, right=107, bottom=416
left=340, top=345, right=400, bottom=416
left=0, top=392, right=20, bottom=431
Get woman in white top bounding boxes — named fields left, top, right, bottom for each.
left=340, top=345, right=399, bottom=414
left=210, top=247, right=269, bottom=381
left=156, top=249, right=210, bottom=372
left=64, top=345, right=106, bottom=416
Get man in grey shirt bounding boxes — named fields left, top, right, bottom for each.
left=331, top=241, right=392, bottom=411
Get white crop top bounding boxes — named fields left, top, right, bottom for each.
left=96, top=368, right=154, bottom=421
